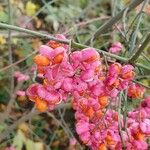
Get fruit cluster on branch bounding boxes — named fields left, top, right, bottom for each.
left=26, top=35, right=149, bottom=150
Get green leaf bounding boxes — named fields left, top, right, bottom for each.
left=34, top=142, right=44, bottom=150
left=127, top=99, right=141, bottom=111
left=17, top=40, right=32, bottom=56
left=0, top=72, right=5, bottom=80
left=0, top=88, right=9, bottom=104
left=17, top=39, right=33, bottom=66
left=26, top=57, right=33, bottom=66
left=0, top=11, right=8, bottom=23
left=0, top=123, right=6, bottom=132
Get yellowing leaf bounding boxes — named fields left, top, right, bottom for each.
left=25, top=139, right=44, bottom=150
left=12, top=38, right=19, bottom=44
left=141, top=79, right=149, bottom=86
left=18, top=123, right=29, bottom=134
left=35, top=142, right=44, bottom=150
left=32, top=38, right=43, bottom=50
left=33, top=17, right=43, bottom=29
left=25, top=139, right=35, bottom=150
left=123, top=0, right=131, bottom=5
left=0, top=123, right=6, bottom=132
left=0, top=36, right=6, bottom=45
left=0, top=10, right=8, bottom=23
left=25, top=1, right=38, bottom=16
left=12, top=130, right=26, bottom=150
left=11, top=0, right=24, bottom=11
left=11, top=0, right=21, bottom=5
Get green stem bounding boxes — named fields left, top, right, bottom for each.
left=123, top=90, right=128, bottom=133
left=141, top=53, right=150, bottom=63
left=6, top=0, right=15, bottom=115
left=85, top=0, right=144, bottom=45
left=136, top=62, right=150, bottom=71
left=136, top=75, right=150, bottom=80
left=129, top=0, right=148, bottom=52
left=133, top=80, right=150, bottom=89
left=0, top=23, right=150, bottom=71
left=0, top=23, right=69, bottom=44
left=0, top=22, right=127, bottom=62
left=128, top=33, right=150, bottom=64
left=118, top=92, right=126, bottom=149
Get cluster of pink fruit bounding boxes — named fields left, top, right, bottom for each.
left=26, top=34, right=149, bottom=150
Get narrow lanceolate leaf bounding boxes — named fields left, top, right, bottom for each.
left=85, top=0, right=145, bottom=45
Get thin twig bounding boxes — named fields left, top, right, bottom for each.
left=111, top=0, right=117, bottom=42
left=76, top=16, right=109, bottom=27
left=114, top=24, right=127, bottom=42
left=0, top=82, right=26, bottom=123
left=0, top=50, right=38, bottom=72
left=47, top=111, right=83, bottom=150
left=0, top=110, right=41, bottom=143
left=41, top=0, right=53, bottom=15
left=85, top=0, right=144, bottom=45
left=6, top=0, right=15, bottom=116
left=58, top=109, right=74, bottom=138
left=122, top=89, right=130, bottom=138
left=0, top=103, right=71, bottom=142
left=141, top=53, right=150, bottom=63
left=129, top=0, right=148, bottom=52
left=133, top=80, right=150, bottom=89
left=122, top=7, right=129, bottom=41
left=64, top=16, right=110, bottom=35
left=136, top=62, right=150, bottom=70
left=135, top=75, right=150, bottom=80
left=118, top=92, right=126, bottom=149
left=128, top=33, right=150, bottom=64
